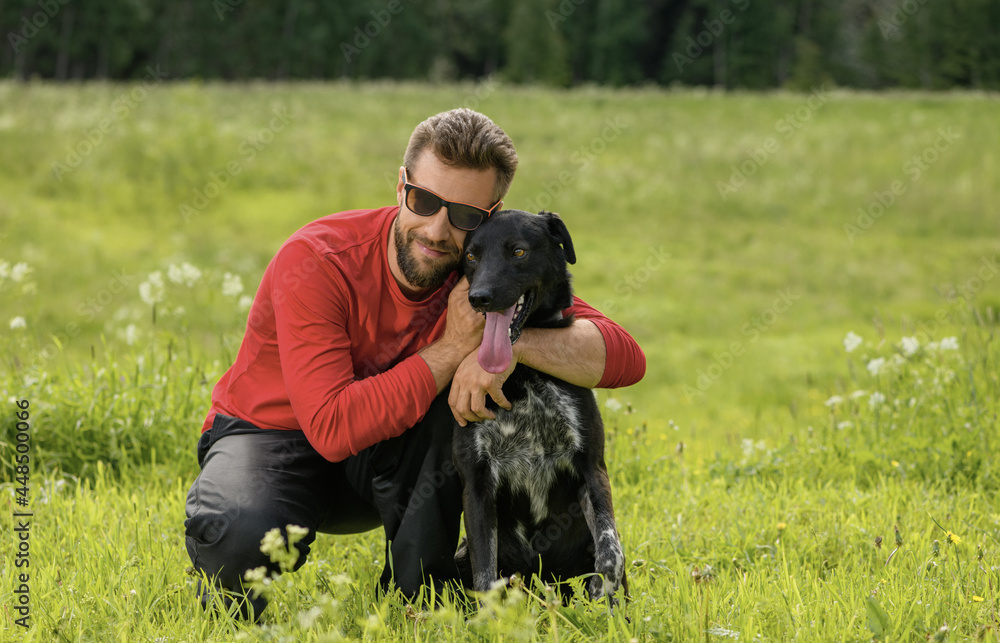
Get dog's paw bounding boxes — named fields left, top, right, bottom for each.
left=588, top=529, right=625, bottom=601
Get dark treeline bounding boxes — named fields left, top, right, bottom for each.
left=3, top=0, right=1000, bottom=90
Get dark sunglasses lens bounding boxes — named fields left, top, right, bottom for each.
left=407, top=186, right=442, bottom=215
left=448, top=204, right=485, bottom=231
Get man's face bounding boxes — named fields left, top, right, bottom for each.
left=390, top=149, right=499, bottom=298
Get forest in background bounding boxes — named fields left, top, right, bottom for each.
left=4, top=0, right=1000, bottom=90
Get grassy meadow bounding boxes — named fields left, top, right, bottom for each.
left=1, top=80, right=999, bottom=641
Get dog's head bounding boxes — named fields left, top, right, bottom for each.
left=462, top=209, right=576, bottom=374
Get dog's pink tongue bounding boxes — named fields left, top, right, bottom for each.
left=478, top=304, right=517, bottom=374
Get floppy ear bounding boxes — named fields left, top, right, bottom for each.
left=541, top=210, right=576, bottom=265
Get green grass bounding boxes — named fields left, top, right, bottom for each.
left=1, top=81, right=1000, bottom=641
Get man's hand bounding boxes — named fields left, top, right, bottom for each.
left=418, top=277, right=485, bottom=394
left=439, top=277, right=484, bottom=357
left=449, top=349, right=515, bottom=427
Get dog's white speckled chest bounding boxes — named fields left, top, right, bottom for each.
left=473, top=375, right=588, bottom=522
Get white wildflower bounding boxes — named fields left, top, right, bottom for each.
left=286, top=524, right=310, bottom=542
left=604, top=398, right=623, bottom=412
left=900, top=336, right=919, bottom=356
left=867, top=357, right=886, bottom=376
left=843, top=331, right=863, bottom=353
left=298, top=605, right=324, bottom=629
left=259, top=527, right=286, bottom=557
left=238, top=294, right=254, bottom=311
left=824, top=395, right=843, bottom=407
left=849, top=389, right=868, bottom=399
left=222, top=272, right=244, bottom=298
left=869, top=391, right=886, bottom=408
left=122, top=323, right=139, bottom=346
left=139, top=271, right=165, bottom=305
left=939, top=337, right=959, bottom=351
left=10, top=262, right=32, bottom=283
left=836, top=421, right=853, bottom=430
left=243, top=566, right=269, bottom=584
left=9, top=316, right=26, bottom=330
left=167, top=262, right=203, bottom=287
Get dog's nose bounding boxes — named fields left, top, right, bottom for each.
left=468, top=290, right=493, bottom=310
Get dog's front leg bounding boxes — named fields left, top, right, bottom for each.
left=462, top=468, right=499, bottom=594
left=581, top=464, right=626, bottom=603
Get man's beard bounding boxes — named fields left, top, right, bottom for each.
left=393, top=220, right=460, bottom=291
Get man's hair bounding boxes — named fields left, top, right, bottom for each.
left=403, top=108, right=518, bottom=204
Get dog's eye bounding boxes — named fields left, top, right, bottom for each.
left=465, top=251, right=476, bottom=262
left=512, top=248, right=526, bottom=258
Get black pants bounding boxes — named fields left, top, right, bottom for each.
left=184, top=393, right=463, bottom=618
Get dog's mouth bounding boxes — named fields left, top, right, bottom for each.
left=478, top=289, right=535, bottom=374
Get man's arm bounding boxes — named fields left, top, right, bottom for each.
left=515, top=319, right=606, bottom=388
left=449, top=297, right=645, bottom=426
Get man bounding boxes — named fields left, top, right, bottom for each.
left=184, top=108, right=645, bottom=619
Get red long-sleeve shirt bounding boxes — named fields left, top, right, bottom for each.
left=203, top=206, right=645, bottom=462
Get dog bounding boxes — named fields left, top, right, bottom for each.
left=452, top=209, right=627, bottom=605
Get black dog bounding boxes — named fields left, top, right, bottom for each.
left=452, top=209, right=627, bottom=605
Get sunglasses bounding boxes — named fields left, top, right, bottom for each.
left=402, top=168, right=501, bottom=231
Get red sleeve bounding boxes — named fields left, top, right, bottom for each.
left=272, top=242, right=438, bottom=462
left=568, top=296, right=646, bottom=389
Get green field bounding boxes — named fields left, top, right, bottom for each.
left=1, top=81, right=999, bottom=641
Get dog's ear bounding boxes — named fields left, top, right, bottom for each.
left=540, top=211, right=576, bottom=265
